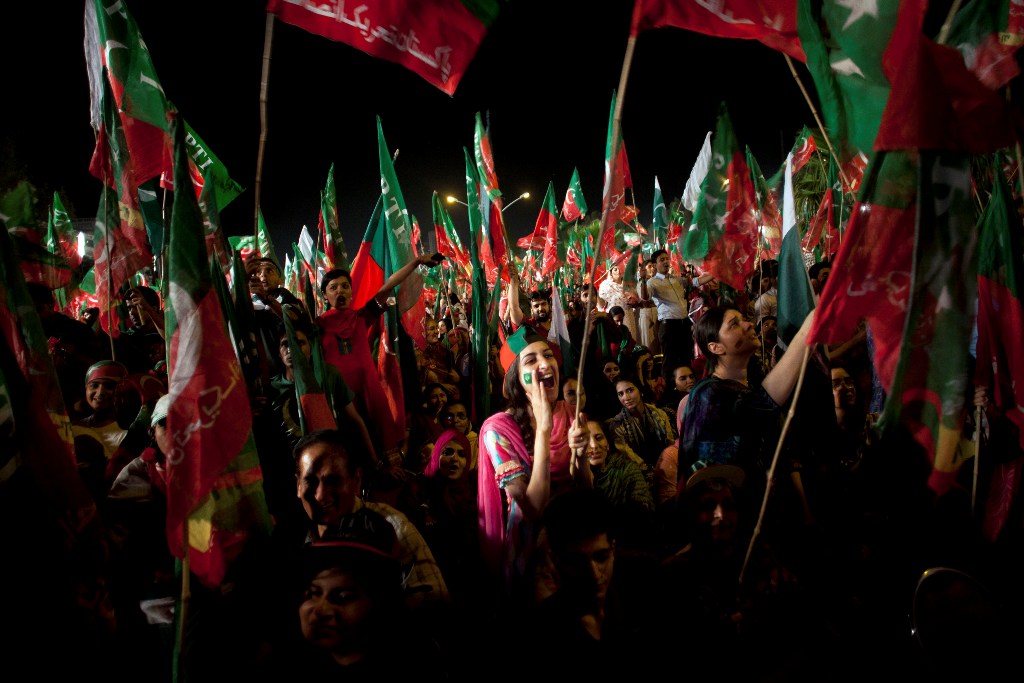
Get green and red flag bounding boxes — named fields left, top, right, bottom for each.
left=84, top=0, right=173, bottom=191
left=801, top=187, right=834, bottom=254
left=632, top=0, right=805, bottom=61
left=947, top=0, right=1024, bottom=91
left=284, top=304, right=336, bottom=432
left=266, top=0, right=499, bottom=96
left=318, top=163, right=349, bottom=270
left=256, top=210, right=281, bottom=270
left=599, top=90, right=632, bottom=259
left=93, top=183, right=152, bottom=337
left=562, top=167, right=588, bottom=222
left=474, top=113, right=510, bottom=284
left=163, top=117, right=270, bottom=588
left=180, top=121, right=243, bottom=210
left=464, top=148, right=491, bottom=425
left=879, top=151, right=977, bottom=497
left=48, top=192, right=82, bottom=273
left=0, top=217, right=95, bottom=541
left=976, top=160, right=1024, bottom=453
left=809, top=150, right=915, bottom=391
left=536, top=182, right=560, bottom=278
left=432, top=192, right=471, bottom=279
left=683, top=103, right=759, bottom=290
left=795, top=0, right=901, bottom=161
left=2, top=182, right=72, bottom=291
left=747, top=147, right=782, bottom=260
left=975, top=158, right=1024, bottom=541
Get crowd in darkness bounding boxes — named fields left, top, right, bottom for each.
left=11, top=250, right=1024, bottom=682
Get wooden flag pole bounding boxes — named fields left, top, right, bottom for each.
left=739, top=343, right=812, bottom=585
left=972, top=403, right=983, bottom=516
left=254, top=13, right=275, bottom=243
left=783, top=54, right=851, bottom=191
left=574, top=27, right=637, bottom=434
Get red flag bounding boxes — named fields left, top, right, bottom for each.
left=632, top=0, right=804, bottom=61
left=809, top=152, right=915, bottom=393
left=801, top=187, right=833, bottom=252
left=537, top=182, right=561, bottom=278
left=164, top=117, right=270, bottom=587
left=266, top=0, right=498, bottom=96
left=875, top=0, right=1016, bottom=155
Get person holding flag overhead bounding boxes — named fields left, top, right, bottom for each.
left=318, top=255, right=442, bottom=459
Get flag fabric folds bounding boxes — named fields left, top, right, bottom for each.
left=683, top=103, right=759, bottom=290
left=562, top=167, right=588, bottom=222
left=163, top=117, right=270, bottom=588
left=975, top=161, right=1024, bottom=454
left=777, top=153, right=815, bottom=350
left=265, top=0, right=499, bottom=96
left=632, top=0, right=805, bottom=61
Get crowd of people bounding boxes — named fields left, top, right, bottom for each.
left=20, top=248, right=1024, bottom=682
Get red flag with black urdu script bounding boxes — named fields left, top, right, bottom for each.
left=266, top=0, right=499, bottom=96
left=164, top=117, right=271, bottom=588
left=631, top=0, right=804, bottom=61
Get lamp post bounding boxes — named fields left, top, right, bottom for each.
left=502, top=192, right=530, bottom=211
left=446, top=192, right=530, bottom=212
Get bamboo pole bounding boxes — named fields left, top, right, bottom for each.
left=783, top=54, right=852, bottom=191
left=972, top=403, right=983, bottom=516
left=254, top=13, right=274, bottom=243
left=575, top=33, right=637, bottom=424
left=739, top=343, right=812, bottom=585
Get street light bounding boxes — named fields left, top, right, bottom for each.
left=446, top=192, right=530, bottom=212
left=503, top=192, right=530, bottom=211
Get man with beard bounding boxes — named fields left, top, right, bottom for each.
left=508, top=279, right=553, bottom=338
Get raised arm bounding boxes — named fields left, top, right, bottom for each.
left=507, top=270, right=525, bottom=327
left=374, top=253, right=442, bottom=307
left=761, top=309, right=816, bottom=406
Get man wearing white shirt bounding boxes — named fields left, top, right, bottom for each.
left=638, top=249, right=714, bottom=380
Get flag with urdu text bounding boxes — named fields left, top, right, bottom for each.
left=563, top=167, right=588, bottom=222
left=683, top=103, right=759, bottom=290
left=777, top=154, right=816, bottom=350
left=809, top=151, right=915, bottom=396
left=879, top=151, right=977, bottom=497
left=266, top=0, right=499, bottom=96
left=795, top=0, right=901, bottom=161
left=632, top=0, right=805, bottom=61
left=163, top=117, right=270, bottom=588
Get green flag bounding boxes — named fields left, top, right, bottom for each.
left=796, top=0, right=900, bottom=160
